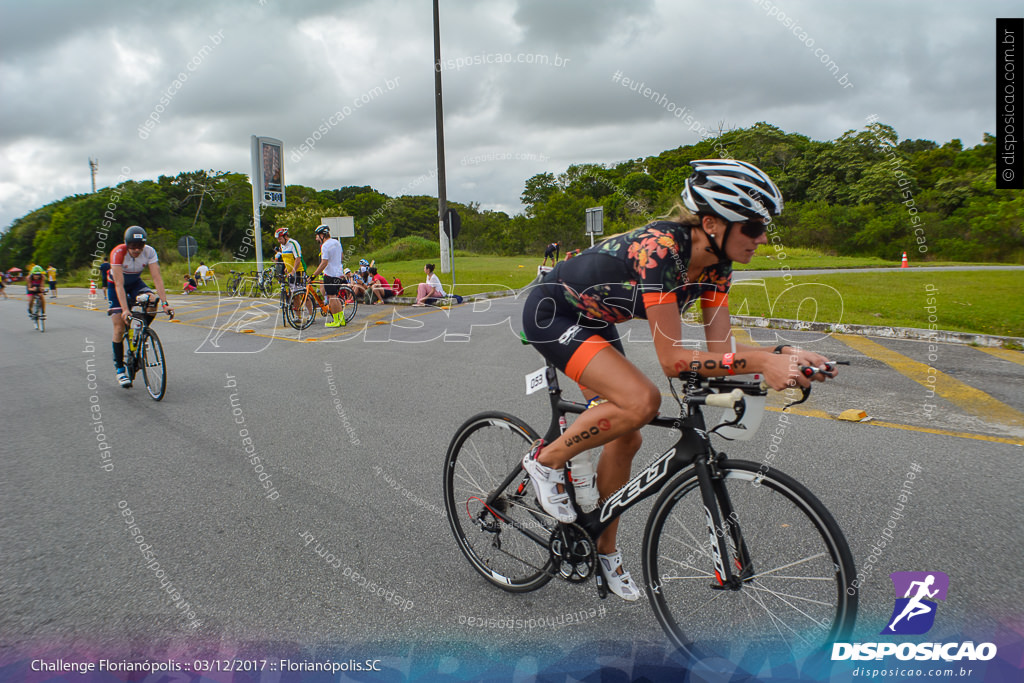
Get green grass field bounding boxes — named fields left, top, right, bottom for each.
left=56, top=249, right=1023, bottom=338
left=728, top=270, right=1024, bottom=338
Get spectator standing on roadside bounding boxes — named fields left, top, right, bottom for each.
left=46, top=264, right=58, bottom=298
left=98, top=260, right=111, bottom=302
left=307, top=225, right=347, bottom=327
left=412, top=263, right=445, bottom=306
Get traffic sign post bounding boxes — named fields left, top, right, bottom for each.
left=585, top=206, right=604, bottom=247
left=177, top=235, right=199, bottom=276
left=443, top=208, right=460, bottom=290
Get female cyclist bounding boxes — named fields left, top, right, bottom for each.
left=520, top=159, right=837, bottom=601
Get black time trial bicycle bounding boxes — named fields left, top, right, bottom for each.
left=443, top=361, right=857, bottom=662
left=122, top=293, right=171, bottom=401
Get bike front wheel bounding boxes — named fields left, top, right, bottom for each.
left=285, top=291, right=317, bottom=330
left=140, top=329, right=166, bottom=401
left=443, top=412, right=555, bottom=593
left=337, top=285, right=358, bottom=322
left=32, top=297, right=44, bottom=331
left=643, top=459, right=857, bottom=664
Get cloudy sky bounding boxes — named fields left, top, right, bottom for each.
left=0, top=0, right=1011, bottom=231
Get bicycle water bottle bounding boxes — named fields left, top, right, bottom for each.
left=129, top=318, right=142, bottom=351
left=569, top=452, right=599, bottom=511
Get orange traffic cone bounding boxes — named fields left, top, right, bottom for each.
left=901, top=252, right=908, bottom=268
left=89, top=280, right=97, bottom=294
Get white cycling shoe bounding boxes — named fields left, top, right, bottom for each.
left=521, top=441, right=577, bottom=524
left=599, top=550, right=641, bottom=602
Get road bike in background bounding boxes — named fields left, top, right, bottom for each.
left=284, top=276, right=358, bottom=331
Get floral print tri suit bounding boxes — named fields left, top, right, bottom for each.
left=522, top=221, right=732, bottom=382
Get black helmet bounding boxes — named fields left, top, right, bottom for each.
left=124, top=225, right=148, bottom=244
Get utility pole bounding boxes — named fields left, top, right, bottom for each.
left=89, top=158, right=98, bottom=193
left=433, top=0, right=451, bottom=273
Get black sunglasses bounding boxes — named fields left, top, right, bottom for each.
left=737, top=221, right=768, bottom=238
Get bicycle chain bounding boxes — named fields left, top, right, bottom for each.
left=476, top=499, right=596, bottom=582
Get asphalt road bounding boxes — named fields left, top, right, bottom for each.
left=1, top=290, right=1021, bottom=681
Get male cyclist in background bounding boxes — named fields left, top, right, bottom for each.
left=109, top=226, right=172, bottom=387
left=307, top=224, right=347, bottom=327
left=275, top=227, right=305, bottom=283
left=26, top=265, right=46, bottom=318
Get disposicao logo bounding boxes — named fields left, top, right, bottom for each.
left=832, top=571, right=997, bottom=662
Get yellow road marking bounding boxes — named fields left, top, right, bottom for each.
left=731, top=327, right=754, bottom=346
left=975, top=346, right=1024, bottom=366
left=835, top=334, right=1024, bottom=429
left=865, top=420, right=1023, bottom=446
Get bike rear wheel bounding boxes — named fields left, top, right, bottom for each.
left=443, top=412, right=555, bottom=592
left=643, top=460, right=857, bottom=664
left=285, top=291, right=317, bottom=330
left=140, top=329, right=166, bottom=401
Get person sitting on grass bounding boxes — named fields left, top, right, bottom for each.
left=368, top=266, right=397, bottom=304
left=413, top=263, right=445, bottom=306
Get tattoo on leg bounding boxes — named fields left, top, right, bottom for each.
left=564, top=425, right=601, bottom=447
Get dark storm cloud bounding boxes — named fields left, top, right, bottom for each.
left=0, top=0, right=1008, bottom=230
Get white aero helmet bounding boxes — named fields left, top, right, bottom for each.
left=681, top=159, right=783, bottom=223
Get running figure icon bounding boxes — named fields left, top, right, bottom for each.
left=888, top=575, right=938, bottom=631
left=881, top=571, right=949, bottom=635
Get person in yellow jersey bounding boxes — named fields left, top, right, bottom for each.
left=275, top=228, right=305, bottom=283
left=46, top=264, right=58, bottom=298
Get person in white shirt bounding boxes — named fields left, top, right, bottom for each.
left=307, top=225, right=347, bottom=327
left=412, top=263, right=445, bottom=306
left=194, top=262, right=211, bottom=284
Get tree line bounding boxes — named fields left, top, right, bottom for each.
left=1, top=121, right=1018, bottom=272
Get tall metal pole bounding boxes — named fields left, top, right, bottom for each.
left=89, top=158, right=98, bottom=193
left=433, top=0, right=451, bottom=273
